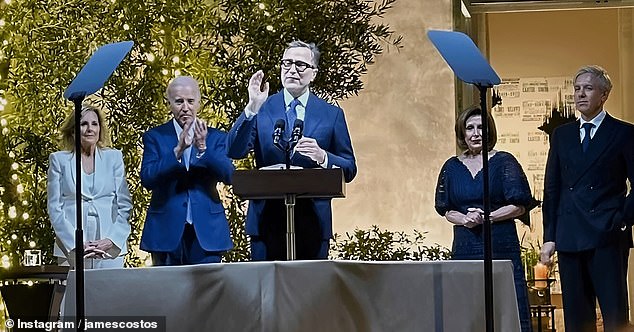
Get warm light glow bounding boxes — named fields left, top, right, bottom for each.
left=161, top=69, right=168, bottom=75
left=123, top=24, right=130, bottom=31
left=11, top=162, right=18, bottom=170
left=172, top=56, right=179, bottom=63
left=174, top=69, right=181, bottom=76
left=258, top=3, right=265, bottom=9
left=16, top=184, right=23, bottom=193
left=146, top=53, right=155, bottom=62
left=22, top=200, right=28, bottom=206
left=266, top=25, right=274, bottom=31
left=29, top=241, right=35, bottom=248
left=1, top=255, right=10, bottom=268
left=0, top=118, right=7, bottom=126
left=3, top=0, right=10, bottom=5
left=22, top=212, right=28, bottom=220
left=10, top=234, right=16, bottom=240
left=10, top=173, right=17, bottom=180
left=8, top=151, right=14, bottom=158
left=27, top=281, right=33, bottom=286
left=8, top=206, right=16, bottom=219
left=0, top=20, right=5, bottom=26
left=2, top=128, right=9, bottom=135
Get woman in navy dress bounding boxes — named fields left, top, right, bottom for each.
left=435, top=106, right=536, bottom=332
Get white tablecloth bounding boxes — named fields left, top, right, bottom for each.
left=64, top=260, right=520, bottom=332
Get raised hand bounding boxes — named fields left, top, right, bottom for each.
left=247, top=70, right=269, bottom=115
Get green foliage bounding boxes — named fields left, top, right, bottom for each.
left=0, top=0, right=401, bottom=266
left=519, top=232, right=556, bottom=280
left=330, top=225, right=452, bottom=261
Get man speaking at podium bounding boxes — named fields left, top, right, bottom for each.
left=227, top=40, right=357, bottom=260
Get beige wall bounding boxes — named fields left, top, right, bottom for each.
left=334, top=0, right=456, bottom=248
left=487, top=9, right=622, bottom=119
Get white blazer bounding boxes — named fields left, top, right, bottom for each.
left=47, top=148, right=132, bottom=262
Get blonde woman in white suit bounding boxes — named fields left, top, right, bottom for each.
left=47, top=104, right=132, bottom=269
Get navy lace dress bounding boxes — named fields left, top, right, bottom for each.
left=435, top=151, right=534, bottom=332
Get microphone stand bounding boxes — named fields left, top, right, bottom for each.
left=272, top=124, right=302, bottom=260
left=69, top=92, right=86, bottom=332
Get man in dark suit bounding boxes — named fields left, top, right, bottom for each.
left=541, top=65, right=634, bottom=331
left=227, top=40, right=357, bottom=260
left=140, top=76, right=235, bottom=265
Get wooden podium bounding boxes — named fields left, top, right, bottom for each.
left=233, top=168, right=345, bottom=260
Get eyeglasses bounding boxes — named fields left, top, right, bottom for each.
left=280, top=59, right=315, bottom=73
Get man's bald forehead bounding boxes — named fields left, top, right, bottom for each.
left=167, top=76, right=200, bottom=98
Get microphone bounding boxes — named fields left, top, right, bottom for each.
left=273, top=119, right=285, bottom=145
left=291, top=119, right=304, bottom=144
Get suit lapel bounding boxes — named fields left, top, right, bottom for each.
left=265, top=91, right=287, bottom=131
left=566, top=114, right=618, bottom=185
left=68, top=152, right=90, bottom=197
left=302, top=93, right=324, bottom=138
left=69, top=153, right=77, bottom=189
left=92, top=149, right=106, bottom=195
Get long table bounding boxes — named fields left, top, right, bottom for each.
left=64, top=260, right=520, bottom=331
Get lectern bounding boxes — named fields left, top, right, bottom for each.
left=233, top=168, right=345, bottom=260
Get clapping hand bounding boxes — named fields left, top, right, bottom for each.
left=174, top=120, right=194, bottom=159
left=193, top=118, right=207, bottom=151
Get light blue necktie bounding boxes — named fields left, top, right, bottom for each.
left=183, top=145, right=193, bottom=223
left=286, top=99, right=300, bottom=139
left=581, top=123, right=594, bottom=153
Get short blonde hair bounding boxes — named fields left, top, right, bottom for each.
left=59, top=104, right=111, bottom=151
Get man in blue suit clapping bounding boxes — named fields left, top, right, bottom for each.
left=141, top=76, right=235, bottom=265
left=227, top=40, right=357, bottom=260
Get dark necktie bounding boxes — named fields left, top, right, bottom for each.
left=581, top=123, right=594, bottom=152
left=286, top=99, right=300, bottom=139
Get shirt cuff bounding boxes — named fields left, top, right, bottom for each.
left=318, top=153, right=328, bottom=168
left=245, top=107, right=256, bottom=119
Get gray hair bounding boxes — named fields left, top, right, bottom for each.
left=166, top=76, right=200, bottom=100
left=574, top=65, right=612, bottom=94
left=286, top=40, right=321, bottom=68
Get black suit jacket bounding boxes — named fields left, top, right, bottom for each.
left=543, top=113, right=634, bottom=252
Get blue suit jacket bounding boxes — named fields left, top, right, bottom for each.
left=543, top=114, right=634, bottom=252
left=140, top=121, right=235, bottom=252
left=227, top=90, right=357, bottom=239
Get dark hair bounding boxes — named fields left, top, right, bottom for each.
left=59, top=104, right=111, bottom=151
left=455, top=106, right=497, bottom=152
left=286, top=40, right=321, bottom=68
